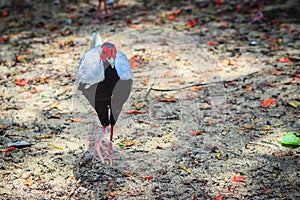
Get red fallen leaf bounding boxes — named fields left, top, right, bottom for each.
left=261, top=98, right=276, bottom=108
left=127, top=192, right=138, bottom=197
left=216, top=0, right=224, bottom=6
left=207, top=41, right=218, bottom=45
left=29, top=87, right=37, bottom=94
left=125, top=110, right=147, bottom=114
left=155, top=96, right=177, bottom=102
left=131, top=25, right=140, bottom=29
left=278, top=57, right=291, bottom=63
left=2, top=146, right=17, bottom=153
left=227, top=81, right=235, bottom=86
left=15, top=79, right=28, bottom=86
left=190, top=131, right=203, bottom=136
left=216, top=195, right=223, bottom=200
left=131, top=62, right=140, bottom=68
left=1, top=11, right=9, bottom=17
left=291, top=74, right=300, bottom=78
left=192, top=87, right=200, bottom=92
left=173, top=9, right=181, bottom=15
left=169, top=15, right=176, bottom=21
left=187, top=19, right=196, bottom=27
left=245, top=86, right=253, bottom=92
left=232, top=175, right=245, bottom=182
left=139, top=175, right=153, bottom=180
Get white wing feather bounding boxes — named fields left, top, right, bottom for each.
left=92, top=32, right=103, bottom=47
left=115, top=50, right=133, bottom=80
left=76, top=46, right=104, bottom=89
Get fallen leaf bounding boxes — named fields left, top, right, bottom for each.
left=29, top=87, right=37, bottom=94
left=15, top=79, right=28, bottom=86
left=261, top=98, right=276, bottom=108
left=173, top=9, right=181, bottom=15
left=122, top=141, right=136, bottom=147
left=216, top=0, right=224, bottom=6
left=155, top=96, right=177, bottom=102
left=2, top=146, right=17, bottom=153
left=48, top=143, right=64, bottom=150
left=245, top=86, right=254, bottom=92
left=24, top=179, right=35, bottom=186
left=278, top=57, right=291, bottom=63
left=271, top=71, right=284, bottom=75
left=34, top=133, right=54, bottom=139
left=207, top=41, right=218, bottom=45
left=192, top=87, right=200, bottom=92
left=187, top=19, right=196, bottom=27
left=216, top=195, right=223, bottom=200
left=291, top=74, right=300, bottom=79
left=190, top=131, right=203, bottom=136
left=169, top=15, right=176, bottom=21
left=72, top=117, right=84, bottom=122
left=127, top=191, right=138, bottom=197
left=109, top=191, right=118, bottom=197
left=139, top=175, right=153, bottom=180
left=232, top=176, right=245, bottom=182
left=50, top=102, right=60, bottom=110
left=287, top=101, right=297, bottom=108
left=125, top=110, right=147, bottom=114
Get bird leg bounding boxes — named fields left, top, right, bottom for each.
left=104, top=125, right=115, bottom=166
left=252, top=0, right=264, bottom=22
left=94, top=126, right=109, bottom=163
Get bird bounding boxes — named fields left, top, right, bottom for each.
left=76, top=32, right=133, bottom=166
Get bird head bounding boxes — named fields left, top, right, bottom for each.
left=101, top=42, right=117, bottom=68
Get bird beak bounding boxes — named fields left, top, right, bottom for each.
left=106, top=58, right=115, bottom=68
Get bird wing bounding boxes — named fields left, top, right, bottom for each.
left=111, top=79, right=133, bottom=122
left=91, top=32, right=103, bottom=48
left=115, top=50, right=133, bottom=81
left=76, top=45, right=105, bottom=89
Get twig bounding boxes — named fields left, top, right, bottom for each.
left=146, top=71, right=260, bottom=92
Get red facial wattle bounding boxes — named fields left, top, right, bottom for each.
left=101, top=45, right=117, bottom=62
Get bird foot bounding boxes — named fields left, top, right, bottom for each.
left=252, top=11, right=263, bottom=22
left=93, top=142, right=108, bottom=163
left=103, top=141, right=116, bottom=166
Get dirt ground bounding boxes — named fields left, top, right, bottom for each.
left=0, top=0, right=299, bottom=199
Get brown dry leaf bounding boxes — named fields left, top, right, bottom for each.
left=122, top=141, right=136, bottom=147
left=109, top=191, right=118, bottom=197
left=50, top=102, right=60, bottom=110
left=72, top=117, right=84, bottom=122
left=142, top=78, right=149, bottom=86
left=155, top=96, right=177, bottom=102
left=271, top=71, right=284, bottom=76
left=24, top=179, right=35, bottom=186
left=164, top=53, right=177, bottom=59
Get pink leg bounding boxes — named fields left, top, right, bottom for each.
left=93, top=126, right=108, bottom=162
left=252, top=0, right=264, bottom=22
left=104, top=0, right=112, bottom=17
left=104, top=125, right=115, bottom=166
left=96, top=0, right=112, bottom=17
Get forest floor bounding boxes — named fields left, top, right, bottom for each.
left=0, top=0, right=299, bottom=199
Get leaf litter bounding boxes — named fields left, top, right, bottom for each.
left=0, top=0, right=300, bottom=199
